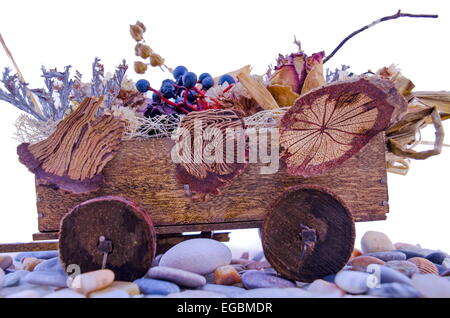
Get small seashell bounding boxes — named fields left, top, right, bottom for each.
left=408, top=257, right=439, bottom=275
left=22, top=257, right=44, bottom=271
left=134, top=61, right=148, bottom=74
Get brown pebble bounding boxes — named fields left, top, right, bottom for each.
left=349, top=248, right=362, bottom=260
left=22, top=257, right=44, bottom=271
left=0, top=255, right=13, bottom=270
left=231, top=259, right=252, bottom=266
left=348, top=256, right=385, bottom=271
left=214, top=265, right=241, bottom=285
left=408, top=257, right=439, bottom=275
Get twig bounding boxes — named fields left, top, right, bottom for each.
left=323, top=10, right=438, bottom=64
left=0, top=33, right=43, bottom=117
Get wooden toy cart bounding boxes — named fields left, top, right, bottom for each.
left=0, top=131, right=388, bottom=282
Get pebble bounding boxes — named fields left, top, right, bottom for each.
left=167, top=290, right=225, bottom=298
left=411, top=274, right=450, bottom=298
left=239, top=288, right=309, bottom=298
left=349, top=248, right=362, bottom=260
left=440, top=269, right=450, bottom=277
left=425, top=252, right=446, bottom=265
left=0, top=256, right=13, bottom=270
left=365, top=251, right=406, bottom=262
left=397, top=250, right=425, bottom=259
left=134, top=278, right=180, bottom=295
left=368, top=283, right=422, bottom=298
left=3, top=272, right=20, bottom=287
left=22, top=257, right=44, bottom=271
left=252, top=251, right=265, bottom=261
left=198, top=284, right=246, bottom=298
left=152, top=254, right=163, bottom=267
left=378, top=265, right=412, bottom=285
left=408, top=257, right=439, bottom=275
left=348, top=256, right=385, bottom=271
left=44, top=289, right=86, bottom=298
left=0, top=268, right=4, bottom=288
left=394, top=242, right=417, bottom=250
left=246, top=260, right=272, bottom=270
left=214, top=265, right=241, bottom=285
left=24, top=270, right=68, bottom=288
left=323, top=274, right=336, bottom=283
left=147, top=266, right=206, bottom=288
left=15, top=251, right=58, bottom=262
left=241, top=271, right=296, bottom=289
left=307, top=279, right=346, bottom=297
left=397, top=245, right=437, bottom=257
left=442, top=257, right=450, bottom=269
left=335, top=270, right=370, bottom=294
left=5, top=289, right=40, bottom=298
left=159, top=239, right=232, bottom=275
left=34, top=257, right=64, bottom=273
left=361, top=231, right=394, bottom=253
left=71, top=269, right=115, bottom=295
left=385, top=261, right=419, bottom=277
left=88, top=281, right=140, bottom=297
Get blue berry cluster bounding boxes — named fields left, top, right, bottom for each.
left=136, top=65, right=236, bottom=119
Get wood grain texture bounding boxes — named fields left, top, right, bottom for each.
left=262, top=185, right=355, bottom=282
left=59, top=196, right=156, bottom=281
left=35, top=132, right=388, bottom=232
left=0, top=241, right=58, bottom=253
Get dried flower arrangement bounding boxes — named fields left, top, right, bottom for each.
left=0, top=10, right=449, bottom=195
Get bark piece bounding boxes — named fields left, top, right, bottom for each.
left=59, top=196, right=156, bottom=282
left=17, top=97, right=125, bottom=193
left=262, top=185, right=355, bottom=283
left=174, top=109, right=247, bottom=199
left=280, top=76, right=407, bottom=177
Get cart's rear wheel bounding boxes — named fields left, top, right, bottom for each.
left=59, top=196, right=156, bottom=281
left=262, top=185, right=355, bottom=283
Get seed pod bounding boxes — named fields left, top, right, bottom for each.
left=135, top=20, right=146, bottom=33
left=130, top=24, right=144, bottom=41
left=134, top=61, right=148, bottom=74
left=139, top=45, right=153, bottom=59
left=150, top=53, right=164, bottom=67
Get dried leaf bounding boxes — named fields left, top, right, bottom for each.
left=236, top=65, right=279, bottom=110
left=280, top=77, right=407, bottom=177
left=267, top=85, right=300, bottom=107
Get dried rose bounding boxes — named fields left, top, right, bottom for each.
left=135, top=43, right=153, bottom=58
left=301, top=52, right=326, bottom=94
left=149, top=53, right=164, bottom=67
left=130, top=24, right=144, bottom=41
left=270, top=51, right=325, bottom=95
left=134, top=61, right=147, bottom=74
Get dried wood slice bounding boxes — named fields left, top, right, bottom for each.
left=174, top=109, right=248, bottom=199
left=280, top=76, right=407, bottom=177
left=262, top=185, right=355, bottom=283
left=17, top=96, right=125, bottom=193
left=59, top=196, right=156, bottom=282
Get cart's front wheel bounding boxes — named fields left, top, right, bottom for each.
left=59, top=196, right=156, bottom=281
left=262, top=185, right=355, bottom=283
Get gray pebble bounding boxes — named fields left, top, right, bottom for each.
left=368, top=283, right=422, bottom=298
left=134, top=278, right=180, bottom=295
left=241, top=270, right=295, bottom=289
left=24, top=270, right=68, bottom=288
left=365, top=251, right=406, bottom=262
left=3, top=272, right=21, bottom=287
left=15, top=251, right=58, bottom=262
left=146, top=266, right=206, bottom=288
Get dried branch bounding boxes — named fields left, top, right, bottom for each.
left=324, top=10, right=438, bottom=64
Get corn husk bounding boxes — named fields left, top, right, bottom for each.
left=267, top=85, right=299, bottom=107
left=387, top=106, right=444, bottom=160
left=236, top=65, right=279, bottom=110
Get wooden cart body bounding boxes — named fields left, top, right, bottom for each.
left=32, top=132, right=388, bottom=241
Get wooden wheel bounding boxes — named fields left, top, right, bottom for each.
left=262, top=185, right=355, bottom=283
left=59, top=196, right=157, bottom=281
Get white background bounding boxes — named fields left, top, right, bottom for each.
left=0, top=0, right=449, bottom=256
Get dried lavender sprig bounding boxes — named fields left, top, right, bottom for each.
left=0, top=68, right=46, bottom=121
left=326, top=65, right=351, bottom=83
left=104, top=59, right=128, bottom=109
